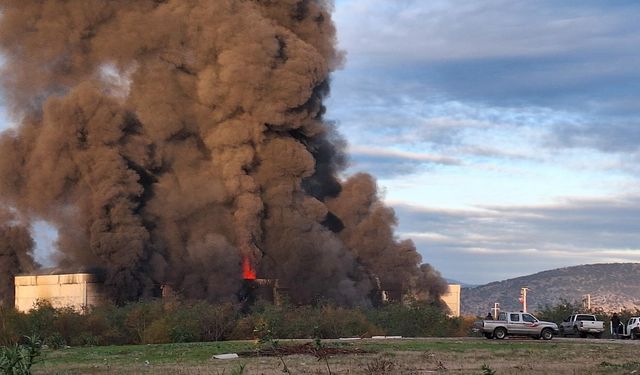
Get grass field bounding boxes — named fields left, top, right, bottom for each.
left=33, top=337, right=640, bottom=374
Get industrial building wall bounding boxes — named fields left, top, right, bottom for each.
left=14, top=273, right=104, bottom=312
left=441, top=284, right=461, bottom=317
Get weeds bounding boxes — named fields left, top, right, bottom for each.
left=599, top=360, right=640, bottom=370
left=481, top=363, right=496, bottom=375
left=231, top=363, right=246, bottom=375
left=422, top=350, right=447, bottom=371
left=364, top=358, right=395, bottom=374
left=214, top=362, right=246, bottom=375
left=312, top=326, right=333, bottom=375
left=45, top=333, right=66, bottom=350
left=254, top=321, right=290, bottom=374
left=0, top=335, right=42, bottom=375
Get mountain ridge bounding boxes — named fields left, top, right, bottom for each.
left=461, top=263, right=640, bottom=316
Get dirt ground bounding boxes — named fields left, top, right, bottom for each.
left=35, top=337, right=640, bottom=374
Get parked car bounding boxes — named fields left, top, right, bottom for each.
left=559, top=314, right=605, bottom=338
left=473, top=311, right=559, bottom=340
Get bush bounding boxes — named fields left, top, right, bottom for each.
left=0, top=335, right=42, bottom=375
left=446, top=315, right=476, bottom=337
left=0, top=307, right=26, bottom=346
left=197, top=302, right=238, bottom=341
left=317, top=305, right=381, bottom=338
left=88, top=304, right=129, bottom=345
left=365, top=301, right=451, bottom=337
left=144, top=318, right=171, bottom=344
left=166, top=305, right=200, bottom=343
left=45, top=333, right=66, bottom=350
left=23, top=301, right=57, bottom=340
left=123, top=300, right=166, bottom=344
left=51, top=307, right=84, bottom=347
left=1, top=298, right=472, bottom=345
left=535, top=299, right=583, bottom=324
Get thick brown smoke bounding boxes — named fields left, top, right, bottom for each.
left=0, top=0, right=446, bottom=305
left=0, top=208, right=37, bottom=306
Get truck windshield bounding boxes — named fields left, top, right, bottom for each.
left=498, top=312, right=507, bottom=320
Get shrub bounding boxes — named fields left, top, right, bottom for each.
left=364, top=300, right=454, bottom=337
left=445, top=315, right=476, bottom=337
left=535, top=299, right=583, bottom=324
left=23, top=301, right=56, bottom=340
left=0, top=307, right=26, bottom=346
left=2, top=298, right=470, bottom=345
left=228, top=316, right=255, bottom=340
left=166, top=305, right=200, bottom=343
left=0, top=335, right=42, bottom=375
left=144, top=318, right=171, bottom=344
left=45, top=333, right=66, bottom=350
left=89, top=304, right=130, bottom=345
left=123, top=300, right=165, bottom=344
left=197, top=302, right=239, bottom=341
left=51, top=307, right=84, bottom=347
left=317, top=305, right=381, bottom=338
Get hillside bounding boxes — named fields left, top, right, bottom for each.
left=461, top=263, right=640, bottom=316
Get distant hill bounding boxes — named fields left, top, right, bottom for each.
left=445, top=278, right=477, bottom=288
left=461, top=263, right=640, bottom=316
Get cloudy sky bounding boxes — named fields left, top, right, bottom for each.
left=2, top=1, right=640, bottom=285
left=327, top=0, right=640, bottom=284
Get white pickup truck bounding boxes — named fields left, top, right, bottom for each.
left=625, top=317, right=640, bottom=339
left=611, top=316, right=640, bottom=339
left=559, top=314, right=605, bottom=338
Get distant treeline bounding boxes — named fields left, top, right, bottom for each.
left=535, top=299, right=640, bottom=328
left=0, top=299, right=474, bottom=347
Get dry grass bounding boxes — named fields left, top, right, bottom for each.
left=33, top=337, right=640, bottom=374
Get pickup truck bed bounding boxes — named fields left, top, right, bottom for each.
left=559, top=314, right=604, bottom=338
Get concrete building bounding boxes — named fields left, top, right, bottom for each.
left=441, top=284, right=461, bottom=317
left=14, top=273, right=104, bottom=312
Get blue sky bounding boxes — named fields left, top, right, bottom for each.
left=326, top=0, right=640, bottom=283
left=2, top=1, right=640, bottom=284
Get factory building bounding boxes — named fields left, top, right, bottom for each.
left=441, top=284, right=461, bottom=317
left=13, top=273, right=461, bottom=315
left=14, top=273, right=105, bottom=312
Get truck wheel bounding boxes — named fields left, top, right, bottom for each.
left=494, top=327, right=507, bottom=340
left=579, top=332, right=587, bottom=338
left=593, top=333, right=602, bottom=339
left=541, top=328, right=553, bottom=340
left=484, top=332, right=493, bottom=339
left=559, top=327, right=566, bottom=337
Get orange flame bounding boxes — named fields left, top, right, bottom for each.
left=242, top=256, right=256, bottom=280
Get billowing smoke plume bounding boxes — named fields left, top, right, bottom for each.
left=0, top=0, right=446, bottom=305
left=0, top=208, right=37, bottom=306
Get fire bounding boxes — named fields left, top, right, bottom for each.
left=242, top=256, right=256, bottom=280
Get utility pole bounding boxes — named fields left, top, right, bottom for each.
left=520, top=287, right=530, bottom=313
left=582, top=294, right=591, bottom=310
left=492, top=302, right=500, bottom=319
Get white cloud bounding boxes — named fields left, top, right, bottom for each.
left=392, top=197, right=640, bottom=283
left=348, top=145, right=461, bottom=165
left=336, top=0, right=640, bottom=63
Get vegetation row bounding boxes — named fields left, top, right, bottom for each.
left=0, top=299, right=474, bottom=348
